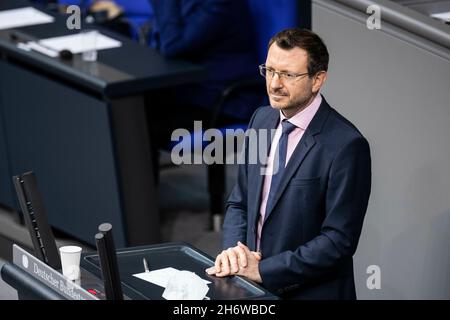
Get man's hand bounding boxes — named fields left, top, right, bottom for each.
left=205, top=242, right=262, bottom=283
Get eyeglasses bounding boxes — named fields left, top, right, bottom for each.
left=259, top=64, right=309, bottom=82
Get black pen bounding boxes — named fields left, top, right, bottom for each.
left=143, top=258, right=150, bottom=273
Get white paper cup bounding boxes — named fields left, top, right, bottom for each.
left=59, top=246, right=82, bottom=281
left=81, top=30, right=98, bottom=62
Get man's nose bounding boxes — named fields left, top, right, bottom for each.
left=269, top=73, right=283, bottom=90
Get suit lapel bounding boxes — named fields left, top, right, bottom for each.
left=264, top=99, right=331, bottom=222
left=264, top=133, right=315, bottom=220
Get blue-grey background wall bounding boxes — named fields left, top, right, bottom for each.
left=313, top=0, right=450, bottom=299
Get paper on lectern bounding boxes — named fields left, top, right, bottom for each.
left=38, top=32, right=122, bottom=54
left=133, top=267, right=211, bottom=300
left=133, top=267, right=179, bottom=288
left=0, top=7, right=54, bottom=30
left=162, top=270, right=209, bottom=300
left=431, top=11, right=450, bottom=22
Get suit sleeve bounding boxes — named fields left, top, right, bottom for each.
left=222, top=108, right=261, bottom=249
left=259, top=136, right=372, bottom=293
left=149, top=0, right=230, bottom=57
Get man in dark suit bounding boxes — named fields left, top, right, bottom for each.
left=206, top=28, right=372, bottom=300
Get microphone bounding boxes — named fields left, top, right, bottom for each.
left=95, top=223, right=123, bottom=300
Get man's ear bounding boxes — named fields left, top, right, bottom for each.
left=312, top=71, right=327, bottom=94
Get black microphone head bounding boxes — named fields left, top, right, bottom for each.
left=59, top=49, right=73, bottom=60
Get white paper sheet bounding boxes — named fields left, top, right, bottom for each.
left=133, top=267, right=180, bottom=288
left=0, top=7, right=54, bottom=30
left=133, top=267, right=211, bottom=288
left=38, top=32, right=122, bottom=54
left=27, top=41, right=59, bottom=57
left=431, top=11, right=450, bottom=22
left=162, top=270, right=209, bottom=300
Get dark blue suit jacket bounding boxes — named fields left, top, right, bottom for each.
left=149, top=0, right=260, bottom=120
left=223, top=97, right=372, bottom=299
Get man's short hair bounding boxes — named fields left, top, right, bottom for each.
left=268, top=28, right=329, bottom=76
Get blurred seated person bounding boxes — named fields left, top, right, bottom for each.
left=90, top=0, right=122, bottom=19
left=56, top=0, right=132, bottom=37
left=146, top=0, right=262, bottom=175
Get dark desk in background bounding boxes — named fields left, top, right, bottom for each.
left=0, top=1, right=204, bottom=247
left=1, top=242, right=277, bottom=300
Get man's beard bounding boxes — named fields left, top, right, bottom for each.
left=271, top=93, right=313, bottom=114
